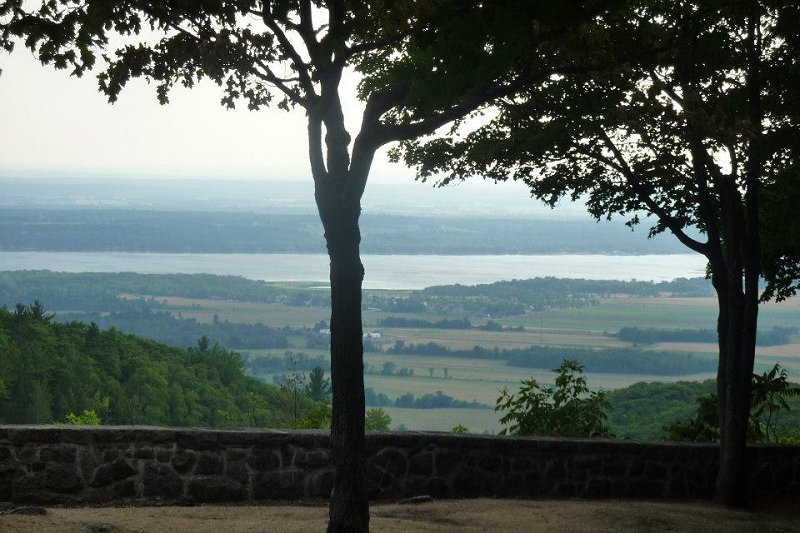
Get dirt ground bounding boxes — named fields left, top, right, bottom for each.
left=1, top=499, right=799, bottom=533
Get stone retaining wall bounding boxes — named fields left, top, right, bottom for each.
left=1, top=426, right=798, bottom=505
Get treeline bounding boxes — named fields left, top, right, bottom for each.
left=1, top=271, right=717, bottom=328
left=605, top=379, right=800, bottom=440
left=0, top=303, right=297, bottom=428
left=616, top=326, right=798, bottom=347
left=376, top=316, right=472, bottom=329
left=387, top=341, right=716, bottom=376
left=245, top=352, right=330, bottom=374
left=363, top=388, right=487, bottom=409
left=0, top=271, right=324, bottom=310
left=421, top=277, right=715, bottom=300
left=57, top=309, right=291, bottom=350
left=365, top=277, right=714, bottom=318
left=375, top=316, right=521, bottom=332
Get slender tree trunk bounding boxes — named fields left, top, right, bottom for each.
left=711, top=205, right=759, bottom=507
left=317, top=188, right=369, bottom=533
left=714, top=279, right=757, bottom=507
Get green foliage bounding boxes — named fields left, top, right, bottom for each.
left=605, top=380, right=717, bottom=440
left=63, top=409, right=102, bottom=426
left=305, top=366, right=331, bottom=403
left=392, top=391, right=487, bottom=410
left=750, top=364, right=800, bottom=443
left=365, top=408, right=392, bottom=432
left=295, top=400, right=332, bottom=430
left=665, top=364, right=800, bottom=443
left=389, top=341, right=715, bottom=376
left=450, top=424, right=469, bottom=434
left=0, top=303, right=296, bottom=428
left=663, top=394, right=720, bottom=443
left=496, top=360, right=612, bottom=438
left=617, top=326, right=797, bottom=347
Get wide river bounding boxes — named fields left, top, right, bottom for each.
left=0, top=252, right=707, bottom=290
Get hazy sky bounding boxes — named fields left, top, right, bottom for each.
left=0, top=45, right=413, bottom=182
left=0, top=41, right=586, bottom=220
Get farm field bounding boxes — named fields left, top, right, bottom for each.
left=5, top=270, right=797, bottom=435
left=166, top=286, right=800, bottom=408
left=216, top=288, right=799, bottom=434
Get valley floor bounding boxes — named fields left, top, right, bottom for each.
left=3, top=498, right=798, bottom=533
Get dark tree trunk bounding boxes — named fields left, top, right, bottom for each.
left=319, top=193, right=369, bottom=533
left=710, top=154, right=760, bottom=507
left=713, top=271, right=758, bottom=507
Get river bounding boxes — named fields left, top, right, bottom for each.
left=0, top=252, right=707, bottom=290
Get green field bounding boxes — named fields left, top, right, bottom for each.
left=177, top=284, right=800, bottom=433
left=17, top=272, right=797, bottom=434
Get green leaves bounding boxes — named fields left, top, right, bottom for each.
left=365, top=407, right=391, bottom=431
left=496, top=359, right=612, bottom=438
left=0, top=303, right=298, bottom=428
left=664, top=363, right=800, bottom=444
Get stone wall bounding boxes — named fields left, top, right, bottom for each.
left=1, top=425, right=798, bottom=505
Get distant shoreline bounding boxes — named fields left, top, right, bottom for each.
left=0, top=251, right=706, bottom=290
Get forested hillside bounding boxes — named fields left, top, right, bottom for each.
left=0, top=304, right=296, bottom=428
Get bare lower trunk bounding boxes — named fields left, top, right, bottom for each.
left=714, top=271, right=758, bottom=507
left=322, top=201, right=369, bottom=533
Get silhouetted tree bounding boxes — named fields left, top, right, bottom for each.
left=2, top=1, right=622, bottom=528
left=397, top=1, right=800, bottom=507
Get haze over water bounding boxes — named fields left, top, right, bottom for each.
left=0, top=252, right=707, bottom=290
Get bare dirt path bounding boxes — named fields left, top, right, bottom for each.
left=1, top=499, right=798, bottom=533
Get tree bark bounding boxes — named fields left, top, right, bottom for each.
left=710, top=174, right=760, bottom=507
left=713, top=271, right=758, bottom=507
left=318, top=191, right=369, bottom=533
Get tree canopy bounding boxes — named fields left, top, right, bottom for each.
left=394, top=0, right=800, bottom=507
left=0, top=303, right=298, bottom=427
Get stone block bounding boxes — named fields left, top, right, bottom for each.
left=194, top=452, right=224, bottom=476
left=90, top=458, right=137, bottom=488
left=43, top=463, right=84, bottom=494
left=9, top=427, right=61, bottom=444
left=39, top=446, right=77, bottom=463
left=252, top=468, right=303, bottom=500
left=582, top=478, right=611, bottom=498
left=371, top=448, right=407, bottom=477
left=113, top=479, right=136, bottom=499
left=450, top=467, right=487, bottom=498
left=408, top=452, right=434, bottom=476
left=175, top=432, right=221, bottom=452
left=171, top=451, right=197, bottom=474
left=308, top=468, right=334, bottom=498
left=142, top=463, right=184, bottom=499
left=133, top=447, right=153, bottom=460
left=226, top=461, right=250, bottom=484
left=155, top=447, right=173, bottom=463
left=188, top=477, right=245, bottom=502
left=248, top=450, right=281, bottom=471
left=226, top=449, right=248, bottom=462
left=426, top=476, right=451, bottom=499
left=604, top=458, right=629, bottom=477
left=305, top=449, right=330, bottom=468
left=543, top=459, right=566, bottom=481
left=644, top=462, right=668, bottom=480
left=434, top=451, right=461, bottom=476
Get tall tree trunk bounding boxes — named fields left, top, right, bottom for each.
left=318, top=190, right=369, bottom=533
left=714, top=277, right=758, bottom=507
left=711, top=189, right=759, bottom=508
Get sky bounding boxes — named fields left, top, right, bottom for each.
left=0, top=44, right=410, bottom=182
left=0, top=38, right=587, bottom=219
